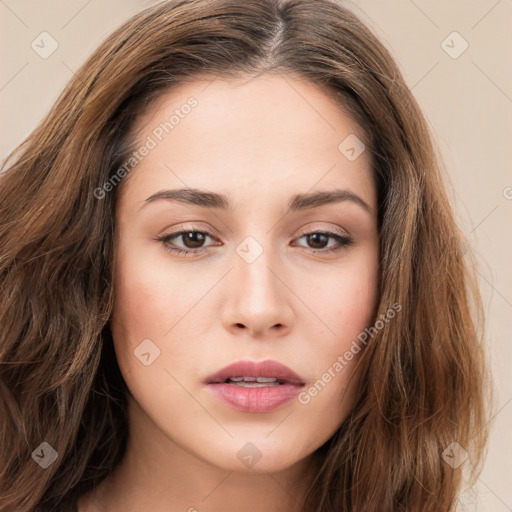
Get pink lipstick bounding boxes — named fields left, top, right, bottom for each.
left=204, top=359, right=305, bottom=413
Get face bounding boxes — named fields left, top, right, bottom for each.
left=111, top=72, right=379, bottom=475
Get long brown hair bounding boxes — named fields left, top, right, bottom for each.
left=0, top=0, right=491, bottom=510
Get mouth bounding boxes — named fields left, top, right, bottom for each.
left=215, top=376, right=288, bottom=387
left=204, top=359, right=306, bottom=413
left=204, top=359, right=306, bottom=386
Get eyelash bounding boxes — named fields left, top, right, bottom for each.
left=156, top=227, right=353, bottom=256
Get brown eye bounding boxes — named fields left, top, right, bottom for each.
left=180, top=231, right=207, bottom=249
left=293, top=231, right=353, bottom=253
left=305, top=233, right=330, bottom=249
left=157, top=229, right=218, bottom=256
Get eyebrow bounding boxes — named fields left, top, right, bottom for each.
left=139, top=187, right=373, bottom=214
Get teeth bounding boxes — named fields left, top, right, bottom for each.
left=231, top=381, right=281, bottom=388
left=227, top=376, right=278, bottom=382
left=226, top=376, right=281, bottom=386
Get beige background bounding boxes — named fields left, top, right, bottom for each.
left=1, top=1, right=511, bottom=510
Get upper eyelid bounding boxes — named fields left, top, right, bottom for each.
left=162, top=221, right=349, bottom=238
left=161, top=227, right=348, bottom=240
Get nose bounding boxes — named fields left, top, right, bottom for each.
left=221, top=243, right=293, bottom=339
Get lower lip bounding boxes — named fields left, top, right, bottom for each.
left=207, top=382, right=303, bottom=413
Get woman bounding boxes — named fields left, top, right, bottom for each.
left=0, top=0, right=491, bottom=510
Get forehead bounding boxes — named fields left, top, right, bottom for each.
left=118, top=73, right=375, bottom=213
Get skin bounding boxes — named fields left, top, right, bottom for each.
left=77, top=72, right=379, bottom=512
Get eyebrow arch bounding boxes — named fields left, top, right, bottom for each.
left=139, top=187, right=372, bottom=213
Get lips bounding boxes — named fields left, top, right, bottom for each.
left=204, top=359, right=305, bottom=386
left=204, top=359, right=306, bottom=413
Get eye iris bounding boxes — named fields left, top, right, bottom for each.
left=307, top=233, right=329, bottom=249
left=183, top=231, right=206, bottom=249
left=170, top=231, right=343, bottom=252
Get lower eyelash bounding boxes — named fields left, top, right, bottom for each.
left=157, top=230, right=353, bottom=255
left=164, top=245, right=206, bottom=256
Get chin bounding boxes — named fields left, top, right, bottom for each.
left=195, top=435, right=311, bottom=474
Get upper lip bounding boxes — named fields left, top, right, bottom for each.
left=204, top=359, right=305, bottom=386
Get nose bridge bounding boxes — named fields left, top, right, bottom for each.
left=234, top=233, right=281, bottom=305
left=222, top=231, right=292, bottom=336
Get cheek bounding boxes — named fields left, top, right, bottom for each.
left=112, top=237, right=216, bottom=337
left=298, top=249, right=379, bottom=342
left=109, top=249, right=209, bottom=428
left=293, top=251, right=379, bottom=420
left=110, top=245, right=199, bottom=375
left=342, top=244, right=379, bottom=327
left=339, top=261, right=379, bottom=330
left=110, top=240, right=228, bottom=400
